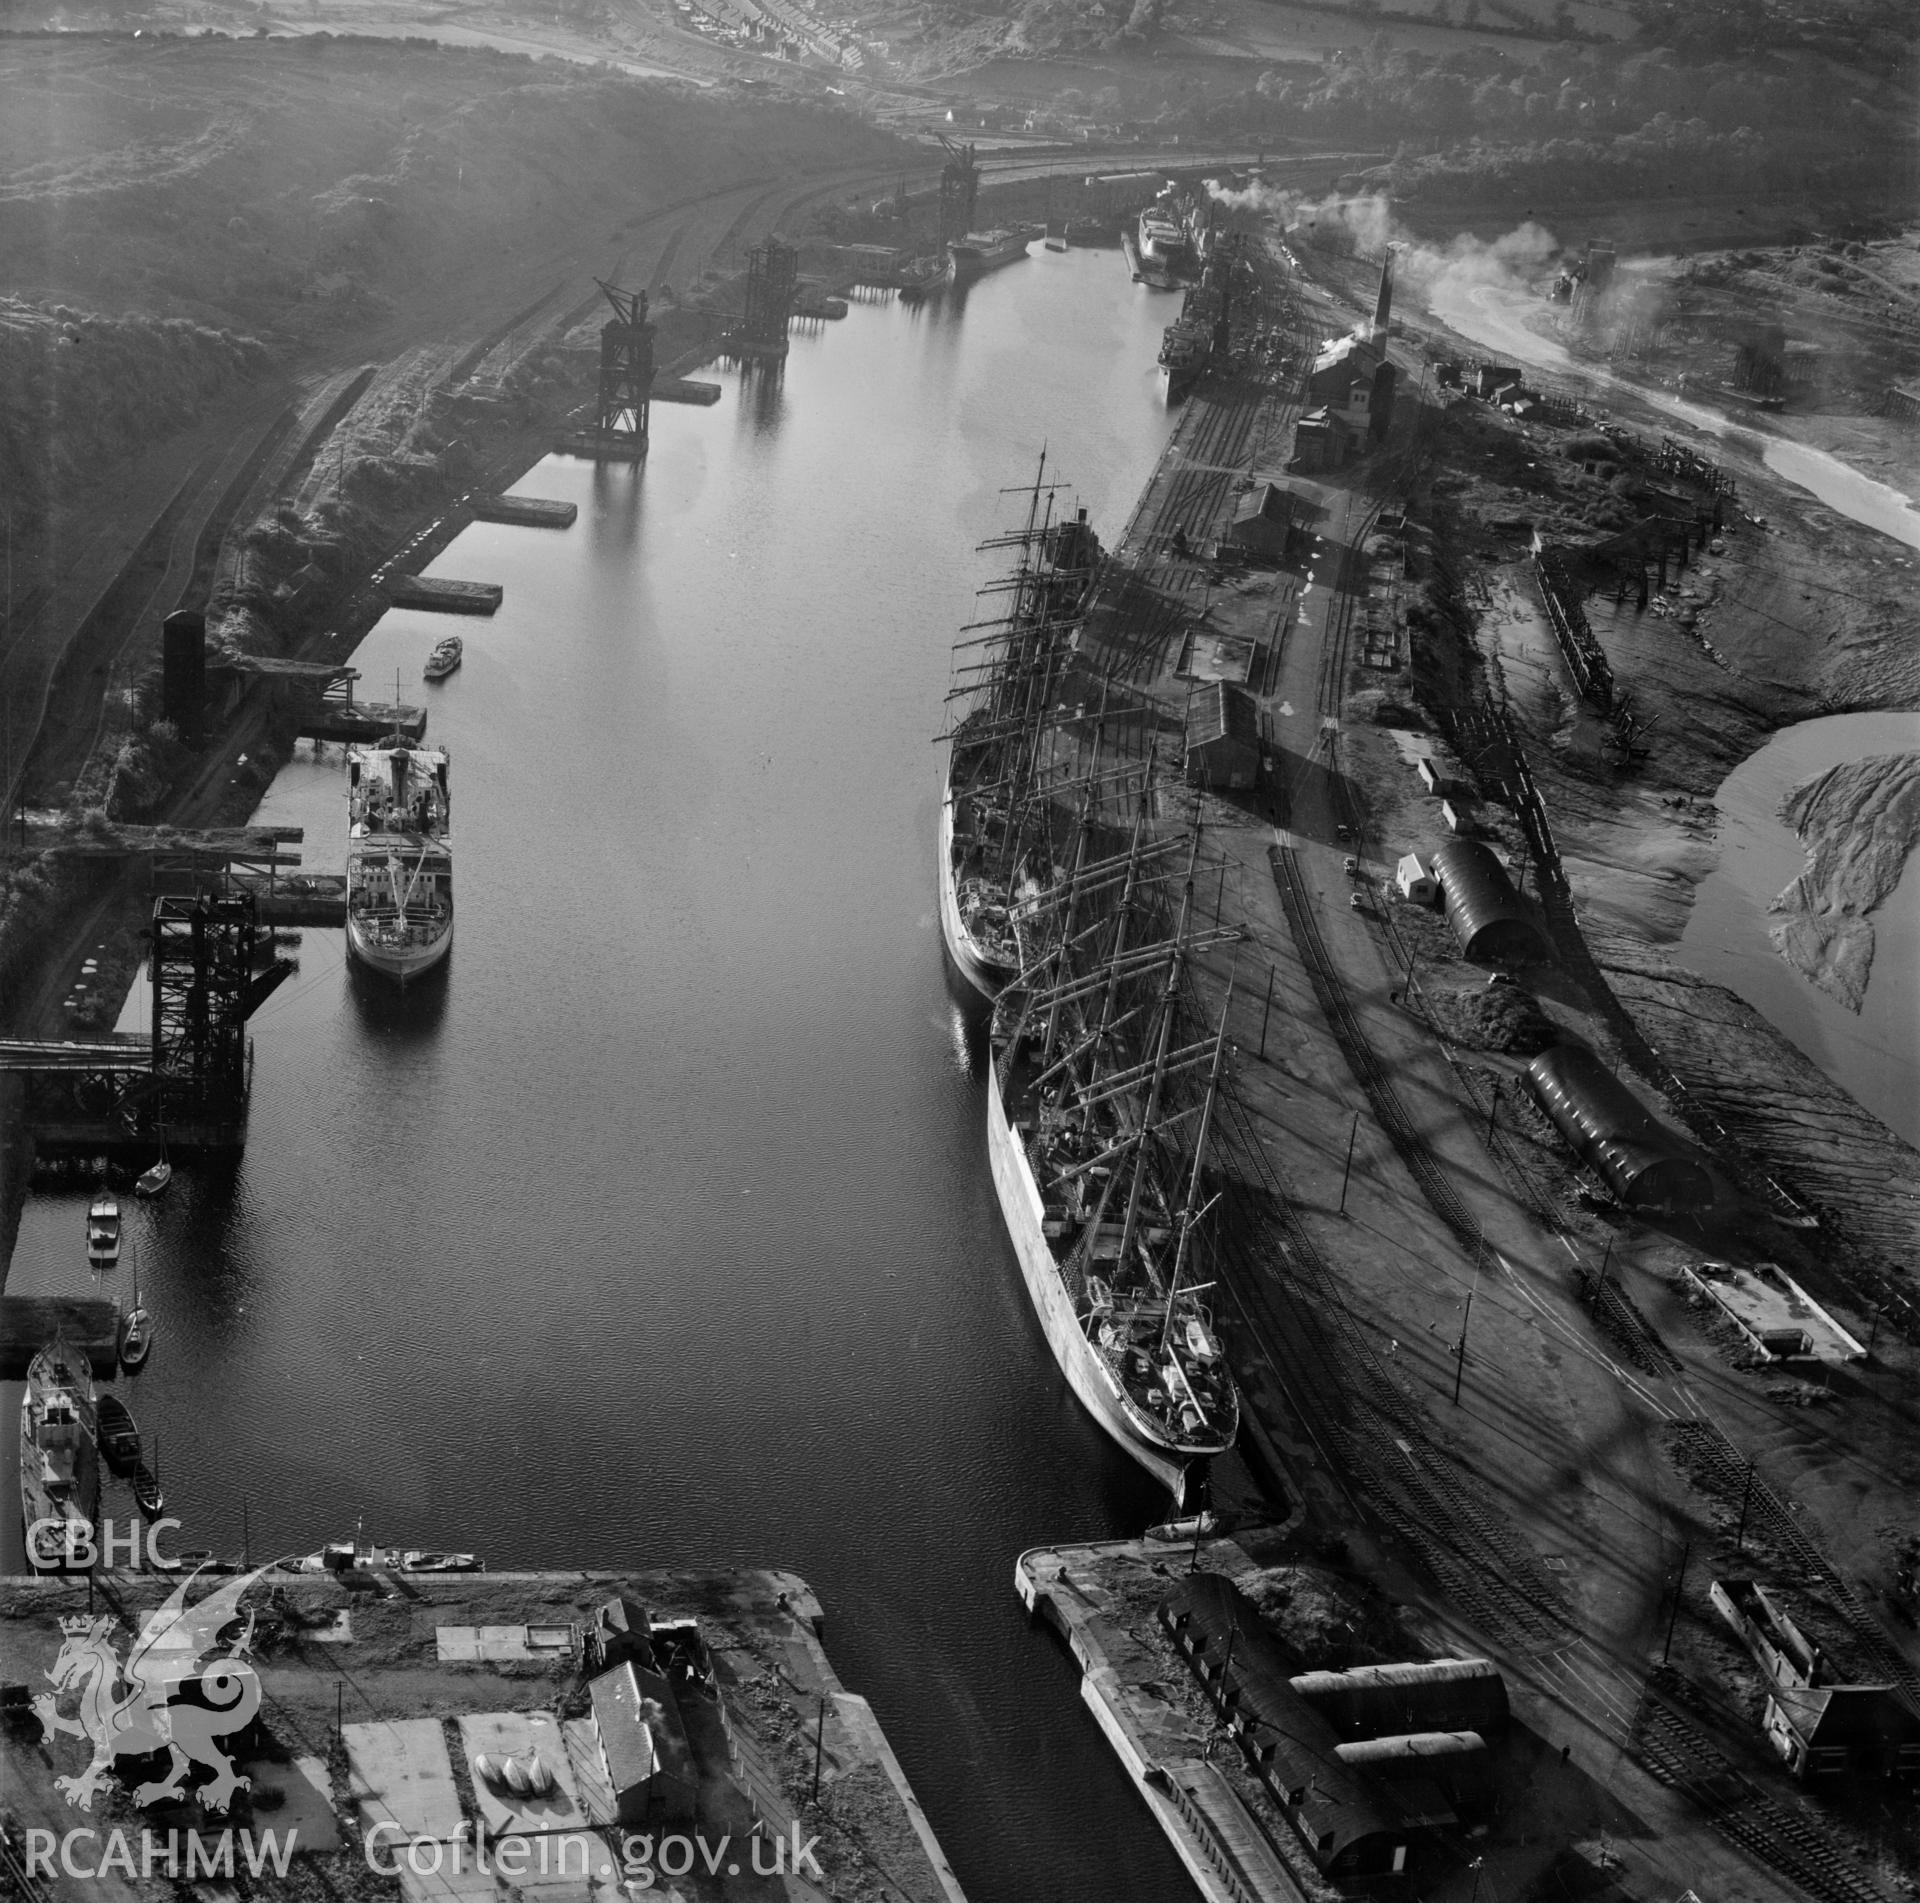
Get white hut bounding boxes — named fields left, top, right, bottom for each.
left=1396, top=853, right=1437, bottom=903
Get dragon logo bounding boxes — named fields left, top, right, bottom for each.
left=33, top=1564, right=273, bottom=1814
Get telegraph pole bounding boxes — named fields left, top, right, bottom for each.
left=1452, top=1286, right=1474, bottom=1407
left=1663, top=1540, right=1692, bottom=1664
left=1337, top=1112, right=1360, bottom=1215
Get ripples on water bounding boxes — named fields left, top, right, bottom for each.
left=6, top=251, right=1209, bottom=1900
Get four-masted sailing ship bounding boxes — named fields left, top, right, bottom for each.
left=942, top=462, right=1246, bottom=1502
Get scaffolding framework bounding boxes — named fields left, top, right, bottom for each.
left=594, top=280, right=655, bottom=458
left=150, top=890, right=289, bottom=1136
left=937, top=138, right=978, bottom=247
left=729, top=238, right=799, bottom=358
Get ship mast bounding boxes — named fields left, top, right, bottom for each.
left=1112, top=833, right=1201, bottom=1282
left=1039, top=700, right=1109, bottom=1068
left=1159, top=976, right=1234, bottom=1361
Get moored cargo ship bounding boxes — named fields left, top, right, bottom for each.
left=1123, top=191, right=1213, bottom=289
left=1159, top=320, right=1209, bottom=405
left=946, top=228, right=1034, bottom=286
left=346, top=739, right=453, bottom=983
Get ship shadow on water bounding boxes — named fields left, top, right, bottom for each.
left=733, top=357, right=787, bottom=437
left=588, top=459, right=645, bottom=557
left=345, top=949, right=452, bottom=1040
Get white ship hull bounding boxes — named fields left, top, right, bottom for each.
left=347, top=914, right=453, bottom=982
left=987, top=1063, right=1196, bottom=1501
left=938, top=788, right=1015, bottom=1001
left=947, top=231, right=1033, bottom=285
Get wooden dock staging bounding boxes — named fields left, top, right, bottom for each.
left=470, top=493, right=578, bottom=527
left=300, top=696, right=427, bottom=743
left=382, top=575, right=503, bottom=615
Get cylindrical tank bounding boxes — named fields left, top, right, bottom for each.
left=161, top=609, right=207, bottom=737
left=1333, top=1730, right=1487, bottom=1765
left=1290, top=1659, right=1509, bottom=1738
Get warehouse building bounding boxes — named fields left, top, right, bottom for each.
left=1526, top=1044, right=1715, bottom=1212
left=1430, top=839, right=1550, bottom=965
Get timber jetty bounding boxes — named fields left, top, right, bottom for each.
left=470, top=493, right=577, bottom=528
left=383, top=575, right=502, bottom=615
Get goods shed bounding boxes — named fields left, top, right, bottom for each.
left=1291, top=1659, right=1510, bottom=1740
left=1185, top=680, right=1261, bottom=790
left=1430, top=839, right=1549, bottom=965
left=1222, top=481, right=1298, bottom=561
left=1526, top=1044, right=1715, bottom=1212
left=1161, top=1575, right=1430, bottom=1875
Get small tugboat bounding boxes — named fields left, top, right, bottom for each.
left=86, top=1193, right=121, bottom=1268
left=93, top=1392, right=142, bottom=1477
left=19, top=1335, right=99, bottom=1573
left=423, top=635, right=463, bottom=681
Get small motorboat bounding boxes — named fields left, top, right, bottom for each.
left=280, top=1534, right=482, bottom=1575
left=94, top=1392, right=142, bottom=1477
left=423, top=636, right=463, bottom=681
left=119, top=1304, right=153, bottom=1370
left=134, top=1158, right=172, bottom=1198
left=133, top=1466, right=165, bottom=1521
left=398, top=1550, right=484, bottom=1574
left=119, top=1251, right=154, bottom=1370
left=87, top=1193, right=121, bottom=1268
left=154, top=1548, right=236, bottom=1574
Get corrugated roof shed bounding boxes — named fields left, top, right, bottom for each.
left=1187, top=679, right=1259, bottom=747
left=1184, top=681, right=1262, bottom=789
left=1526, top=1044, right=1714, bottom=1212
left=1431, top=839, right=1549, bottom=965
left=1292, top=1659, right=1509, bottom=1739
left=590, top=1662, right=659, bottom=1795
left=1233, top=482, right=1290, bottom=529
left=1161, top=1574, right=1422, bottom=1874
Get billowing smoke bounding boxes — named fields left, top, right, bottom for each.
left=1207, top=183, right=1563, bottom=323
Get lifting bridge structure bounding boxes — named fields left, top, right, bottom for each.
left=0, top=835, right=311, bottom=1160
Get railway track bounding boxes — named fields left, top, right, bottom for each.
left=1086, top=245, right=1311, bottom=686
left=1629, top=1683, right=1894, bottom=1903
left=1270, top=833, right=1489, bottom=1262
left=1663, top=1419, right=1920, bottom=1702
left=65, top=401, right=299, bottom=791
left=1209, top=1063, right=1574, bottom=1653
